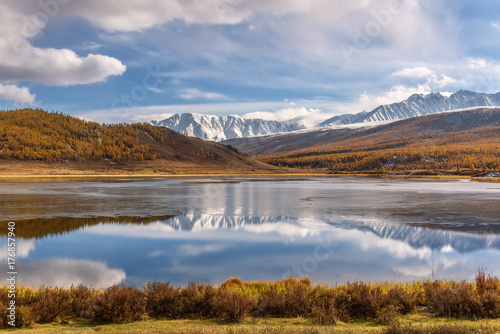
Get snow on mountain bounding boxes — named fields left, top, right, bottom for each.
left=152, top=113, right=304, bottom=141
left=319, top=90, right=500, bottom=127
left=152, top=90, right=500, bottom=141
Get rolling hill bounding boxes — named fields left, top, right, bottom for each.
left=256, top=108, right=500, bottom=174
left=0, top=109, right=282, bottom=176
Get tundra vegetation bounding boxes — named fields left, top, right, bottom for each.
left=1, top=269, right=500, bottom=333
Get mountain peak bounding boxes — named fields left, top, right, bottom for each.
left=321, top=89, right=500, bottom=128
left=153, top=113, right=304, bottom=141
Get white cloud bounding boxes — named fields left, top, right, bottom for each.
left=0, top=240, right=35, bottom=261
left=177, top=244, right=227, bottom=257
left=491, top=21, right=500, bottom=31
left=468, top=58, right=487, bottom=69
left=0, top=2, right=126, bottom=104
left=177, top=88, right=230, bottom=100
left=357, top=84, right=431, bottom=111
left=18, top=258, right=126, bottom=288
left=0, top=84, right=36, bottom=104
left=244, top=107, right=331, bottom=127
left=60, top=0, right=312, bottom=32
left=82, top=41, right=102, bottom=51
left=391, top=66, right=462, bottom=90
left=392, top=67, right=435, bottom=78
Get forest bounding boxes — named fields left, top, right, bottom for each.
left=260, top=127, right=500, bottom=174
left=0, top=109, right=175, bottom=162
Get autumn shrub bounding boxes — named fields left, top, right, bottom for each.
left=311, top=287, right=336, bottom=325
left=424, top=281, right=483, bottom=318
left=475, top=268, right=500, bottom=318
left=93, top=285, right=145, bottom=324
left=212, top=290, right=256, bottom=322
left=334, top=282, right=378, bottom=321
left=31, top=286, right=71, bottom=323
left=180, top=282, right=217, bottom=318
left=376, top=305, right=400, bottom=326
left=144, top=281, right=181, bottom=319
left=15, top=305, right=35, bottom=328
left=283, top=280, right=316, bottom=317
left=256, top=288, right=286, bottom=317
left=379, top=286, right=414, bottom=315
left=68, top=284, right=95, bottom=318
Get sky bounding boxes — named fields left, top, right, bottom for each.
left=2, top=0, right=500, bottom=123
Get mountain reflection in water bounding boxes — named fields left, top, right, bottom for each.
left=2, top=213, right=500, bottom=287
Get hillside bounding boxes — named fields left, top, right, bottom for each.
left=258, top=108, right=500, bottom=174
left=0, top=109, right=282, bottom=176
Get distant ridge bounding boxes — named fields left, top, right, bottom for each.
left=153, top=90, right=500, bottom=141
left=319, top=90, right=500, bottom=127
left=152, top=113, right=304, bottom=141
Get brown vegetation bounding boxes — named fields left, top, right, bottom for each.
left=0, top=109, right=282, bottom=175
left=260, top=127, right=500, bottom=174
left=2, top=269, right=500, bottom=329
left=256, top=109, right=500, bottom=174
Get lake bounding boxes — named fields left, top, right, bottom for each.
left=1, top=177, right=500, bottom=288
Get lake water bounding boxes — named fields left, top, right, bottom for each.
left=1, top=177, right=500, bottom=288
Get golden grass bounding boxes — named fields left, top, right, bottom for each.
left=10, top=315, right=500, bottom=334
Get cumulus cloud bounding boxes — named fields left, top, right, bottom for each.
left=0, top=240, right=35, bottom=261
left=357, top=84, right=431, bottom=110
left=18, top=258, right=126, bottom=288
left=0, top=84, right=36, bottom=104
left=0, top=2, right=126, bottom=104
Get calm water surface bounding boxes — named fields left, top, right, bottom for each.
left=1, top=177, right=499, bottom=288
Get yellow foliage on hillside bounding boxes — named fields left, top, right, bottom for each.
left=0, top=109, right=166, bottom=162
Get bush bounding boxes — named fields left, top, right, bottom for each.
left=31, top=286, right=71, bottom=323
left=256, top=288, right=286, bottom=317
left=212, top=290, right=256, bottom=322
left=481, top=291, right=500, bottom=318
left=311, top=288, right=336, bottom=325
left=15, top=305, right=35, bottom=328
left=424, top=281, right=483, bottom=319
left=144, top=281, right=181, bottom=319
left=68, top=284, right=94, bottom=318
left=93, top=285, right=145, bottom=324
left=180, top=282, right=217, bottom=318
left=334, top=282, right=378, bottom=321
left=283, top=281, right=315, bottom=317
left=377, top=305, right=400, bottom=326
left=379, top=286, right=413, bottom=315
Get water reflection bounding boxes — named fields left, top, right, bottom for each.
left=2, top=214, right=500, bottom=287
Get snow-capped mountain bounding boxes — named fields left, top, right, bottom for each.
left=319, top=90, right=500, bottom=127
left=153, top=90, right=500, bottom=141
left=152, top=113, right=304, bottom=141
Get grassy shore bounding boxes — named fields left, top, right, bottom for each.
left=9, top=315, right=500, bottom=333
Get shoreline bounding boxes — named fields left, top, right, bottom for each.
left=0, top=172, right=492, bottom=181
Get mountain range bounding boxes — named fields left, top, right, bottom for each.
left=151, top=113, right=304, bottom=141
left=152, top=90, right=500, bottom=141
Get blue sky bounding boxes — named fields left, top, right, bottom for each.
left=2, top=0, right=500, bottom=123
